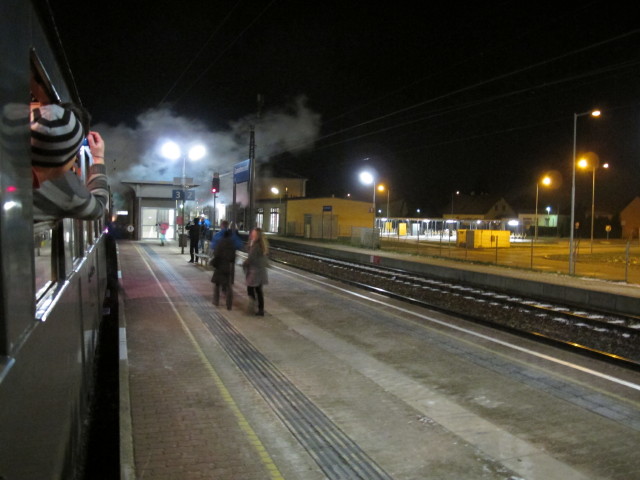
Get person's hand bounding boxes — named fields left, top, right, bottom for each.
left=87, top=131, right=105, bottom=164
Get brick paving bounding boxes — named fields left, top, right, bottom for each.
left=119, top=243, right=279, bottom=480
left=117, top=238, right=640, bottom=480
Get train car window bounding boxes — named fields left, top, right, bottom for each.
left=33, top=222, right=55, bottom=298
left=74, top=219, right=84, bottom=259
left=77, top=143, right=95, bottom=250
left=62, top=218, right=75, bottom=275
left=85, top=220, right=94, bottom=248
left=30, top=48, right=61, bottom=104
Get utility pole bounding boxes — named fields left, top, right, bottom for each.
left=211, top=172, right=219, bottom=228
left=248, top=94, right=264, bottom=230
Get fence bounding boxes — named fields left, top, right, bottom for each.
left=379, top=232, right=640, bottom=285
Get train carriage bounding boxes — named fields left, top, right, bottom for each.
left=0, top=1, right=116, bottom=478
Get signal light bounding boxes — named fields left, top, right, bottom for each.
left=211, top=176, right=220, bottom=194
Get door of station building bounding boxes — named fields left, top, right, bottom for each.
left=141, top=208, right=175, bottom=240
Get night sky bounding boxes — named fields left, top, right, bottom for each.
left=48, top=1, right=640, bottom=217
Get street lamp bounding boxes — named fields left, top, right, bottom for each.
left=359, top=170, right=377, bottom=248
left=161, top=141, right=206, bottom=253
left=569, top=109, right=600, bottom=274
left=532, top=175, right=552, bottom=267
left=578, top=155, right=609, bottom=254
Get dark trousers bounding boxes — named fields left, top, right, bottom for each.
left=213, top=280, right=233, bottom=310
left=189, top=241, right=199, bottom=261
left=247, top=285, right=264, bottom=312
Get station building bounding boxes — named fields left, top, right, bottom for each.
left=260, top=196, right=374, bottom=240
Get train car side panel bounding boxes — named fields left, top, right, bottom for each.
left=0, top=0, right=36, bottom=359
left=0, top=1, right=115, bottom=478
left=0, top=276, right=85, bottom=478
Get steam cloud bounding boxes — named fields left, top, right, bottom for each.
left=97, top=95, right=321, bottom=207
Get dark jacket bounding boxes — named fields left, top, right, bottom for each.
left=211, top=233, right=236, bottom=284
left=187, top=221, right=200, bottom=242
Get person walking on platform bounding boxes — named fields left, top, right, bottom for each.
left=243, top=227, right=269, bottom=316
left=210, top=220, right=244, bottom=284
left=157, top=222, right=169, bottom=246
left=210, top=220, right=243, bottom=251
left=198, top=215, right=209, bottom=252
left=210, top=229, right=237, bottom=309
left=186, top=217, right=200, bottom=263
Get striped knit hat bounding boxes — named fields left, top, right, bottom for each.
left=31, top=104, right=84, bottom=167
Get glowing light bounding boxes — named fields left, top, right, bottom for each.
left=359, top=171, right=374, bottom=185
left=161, top=141, right=181, bottom=160
left=188, top=144, right=206, bottom=161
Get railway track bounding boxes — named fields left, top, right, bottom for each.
left=268, top=245, right=640, bottom=368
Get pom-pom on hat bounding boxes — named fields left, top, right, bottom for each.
left=31, top=104, right=84, bottom=167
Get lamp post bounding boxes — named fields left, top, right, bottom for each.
left=531, top=175, right=552, bottom=268
left=578, top=156, right=609, bottom=254
left=451, top=190, right=459, bottom=217
left=161, top=141, right=206, bottom=254
left=377, top=184, right=389, bottom=233
left=359, top=171, right=377, bottom=248
left=569, top=110, right=600, bottom=274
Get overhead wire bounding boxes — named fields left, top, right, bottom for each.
left=157, top=3, right=638, bottom=165
left=321, top=1, right=603, bottom=127
left=159, top=0, right=244, bottom=105
left=319, top=29, right=640, bottom=142
left=169, top=0, right=279, bottom=106
left=323, top=58, right=640, bottom=150
left=270, top=55, right=640, bottom=156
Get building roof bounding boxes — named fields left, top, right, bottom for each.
left=446, top=194, right=513, bottom=216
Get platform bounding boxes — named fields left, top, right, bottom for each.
left=118, top=240, right=640, bottom=479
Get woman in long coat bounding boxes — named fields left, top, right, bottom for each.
left=243, top=228, right=268, bottom=316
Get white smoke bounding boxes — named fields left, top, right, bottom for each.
left=97, top=95, right=321, bottom=190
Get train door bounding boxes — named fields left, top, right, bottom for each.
left=255, top=207, right=264, bottom=229
left=269, top=207, right=280, bottom=233
left=141, top=207, right=175, bottom=239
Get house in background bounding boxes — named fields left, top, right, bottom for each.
left=620, top=197, right=640, bottom=239
left=443, top=194, right=516, bottom=220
